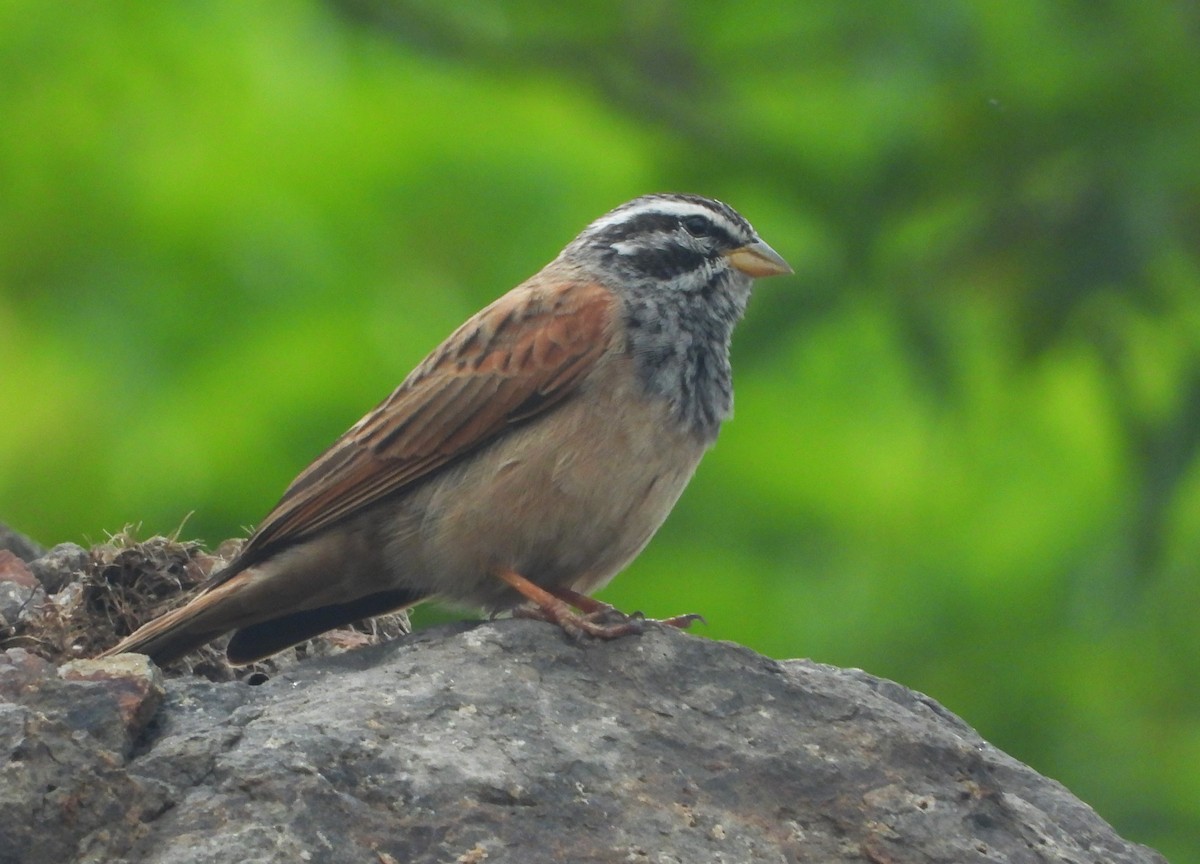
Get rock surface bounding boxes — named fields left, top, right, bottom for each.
left=1, top=621, right=1166, bottom=864
left=0, top=550, right=45, bottom=631
left=0, top=524, right=44, bottom=562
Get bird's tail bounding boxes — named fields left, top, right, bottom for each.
left=101, top=567, right=424, bottom=666
left=100, top=575, right=251, bottom=666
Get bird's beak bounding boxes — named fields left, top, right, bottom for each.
left=725, top=240, right=792, bottom=278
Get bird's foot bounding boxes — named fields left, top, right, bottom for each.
left=498, top=570, right=704, bottom=640
left=548, top=586, right=705, bottom=631
left=646, top=612, right=707, bottom=630
left=513, top=601, right=645, bottom=639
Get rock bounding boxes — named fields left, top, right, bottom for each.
left=0, top=622, right=1166, bottom=864
left=59, top=655, right=166, bottom=744
left=0, top=648, right=166, bottom=864
left=0, top=550, right=45, bottom=633
left=27, top=542, right=90, bottom=594
left=0, top=645, right=56, bottom=695
left=0, top=523, right=44, bottom=562
left=0, top=551, right=38, bottom=590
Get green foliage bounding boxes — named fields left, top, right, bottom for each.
left=2, top=2, right=1197, bottom=858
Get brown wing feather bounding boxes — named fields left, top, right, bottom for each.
left=222, top=278, right=617, bottom=577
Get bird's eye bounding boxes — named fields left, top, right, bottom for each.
left=682, top=215, right=712, bottom=237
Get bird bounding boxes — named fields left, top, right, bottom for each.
left=102, top=193, right=791, bottom=666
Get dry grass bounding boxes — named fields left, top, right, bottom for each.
left=2, top=529, right=410, bottom=682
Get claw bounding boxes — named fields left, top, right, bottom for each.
left=496, top=569, right=704, bottom=641
left=656, top=612, right=706, bottom=630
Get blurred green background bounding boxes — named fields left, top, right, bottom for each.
left=2, top=2, right=1197, bottom=858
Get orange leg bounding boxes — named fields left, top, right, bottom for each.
left=547, top=585, right=706, bottom=630
left=495, top=570, right=705, bottom=638
left=545, top=586, right=618, bottom=616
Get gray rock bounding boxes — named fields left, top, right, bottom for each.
left=0, top=551, right=44, bottom=633
left=0, top=523, right=44, bottom=562
left=0, top=581, right=43, bottom=633
left=0, top=622, right=1166, bottom=864
left=28, top=542, right=91, bottom=594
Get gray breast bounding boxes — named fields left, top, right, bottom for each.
left=620, top=272, right=752, bottom=443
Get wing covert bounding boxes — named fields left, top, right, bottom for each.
left=225, top=279, right=617, bottom=573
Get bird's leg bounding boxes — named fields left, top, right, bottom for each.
left=546, top=587, right=705, bottom=631
left=497, top=569, right=645, bottom=638
left=545, top=587, right=620, bottom=619
left=496, top=570, right=704, bottom=638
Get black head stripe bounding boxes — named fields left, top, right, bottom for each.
left=586, top=196, right=751, bottom=252
left=618, top=245, right=709, bottom=280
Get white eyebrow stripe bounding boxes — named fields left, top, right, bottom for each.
left=584, top=197, right=746, bottom=238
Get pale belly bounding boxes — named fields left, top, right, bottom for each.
left=375, top=359, right=711, bottom=611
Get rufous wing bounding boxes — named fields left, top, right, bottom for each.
left=230, top=278, right=618, bottom=575
left=101, top=277, right=621, bottom=664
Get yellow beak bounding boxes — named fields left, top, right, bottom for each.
left=725, top=240, right=792, bottom=278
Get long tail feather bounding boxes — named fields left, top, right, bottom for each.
left=101, top=574, right=424, bottom=666
left=100, top=576, right=251, bottom=665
